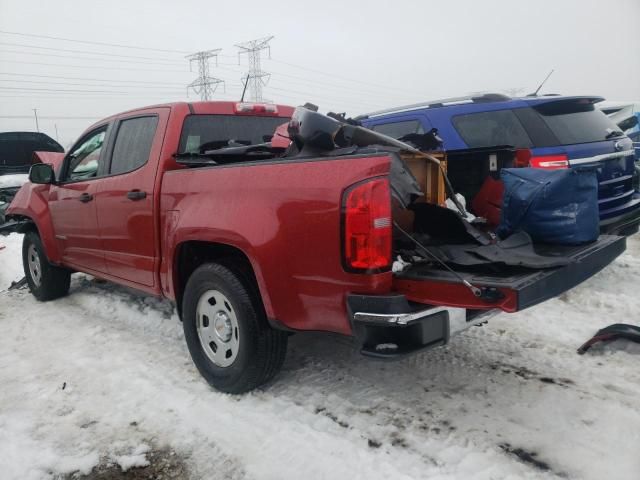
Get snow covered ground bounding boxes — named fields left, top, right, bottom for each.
left=1, top=232, right=640, bottom=479
left=0, top=174, right=29, bottom=189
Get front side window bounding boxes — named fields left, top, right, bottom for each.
left=110, top=116, right=158, bottom=175
left=452, top=110, right=533, bottom=149
left=67, top=128, right=107, bottom=181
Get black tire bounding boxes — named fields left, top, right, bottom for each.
left=182, top=262, right=288, bottom=394
left=22, top=231, right=71, bottom=301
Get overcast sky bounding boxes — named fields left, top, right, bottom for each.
left=1, top=0, right=639, bottom=146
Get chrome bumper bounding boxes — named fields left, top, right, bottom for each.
left=354, top=306, right=494, bottom=337
left=349, top=295, right=499, bottom=358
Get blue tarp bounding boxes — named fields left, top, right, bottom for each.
left=497, top=168, right=599, bottom=245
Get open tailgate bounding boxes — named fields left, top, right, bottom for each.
left=393, top=235, right=626, bottom=313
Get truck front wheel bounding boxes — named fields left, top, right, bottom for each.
left=22, top=231, right=71, bottom=301
left=182, top=262, right=288, bottom=394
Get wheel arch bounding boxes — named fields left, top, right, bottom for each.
left=7, top=214, right=61, bottom=263
left=173, top=241, right=273, bottom=322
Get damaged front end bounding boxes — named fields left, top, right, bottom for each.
left=0, top=175, right=28, bottom=227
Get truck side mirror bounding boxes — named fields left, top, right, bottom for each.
left=29, top=163, right=56, bottom=185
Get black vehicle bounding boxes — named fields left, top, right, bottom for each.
left=0, top=131, right=64, bottom=175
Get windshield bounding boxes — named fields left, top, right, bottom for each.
left=178, top=115, right=290, bottom=154
left=533, top=100, right=623, bottom=145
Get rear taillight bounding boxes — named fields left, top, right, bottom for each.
left=342, top=178, right=392, bottom=272
left=530, top=154, right=569, bottom=170
left=514, top=149, right=569, bottom=170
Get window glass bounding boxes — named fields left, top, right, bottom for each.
left=371, top=120, right=424, bottom=139
left=178, top=115, right=289, bottom=153
left=110, top=116, right=158, bottom=175
left=534, top=101, right=623, bottom=145
left=68, top=129, right=106, bottom=181
left=452, top=110, right=533, bottom=149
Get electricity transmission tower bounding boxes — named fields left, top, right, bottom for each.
left=186, top=49, right=224, bottom=100
left=235, top=36, right=274, bottom=102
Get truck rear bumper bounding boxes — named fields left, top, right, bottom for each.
left=347, top=294, right=496, bottom=358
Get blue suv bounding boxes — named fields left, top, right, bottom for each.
left=359, top=94, right=640, bottom=235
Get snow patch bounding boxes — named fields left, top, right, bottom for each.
left=114, top=443, right=151, bottom=471
left=1, top=228, right=640, bottom=479
left=0, top=233, right=25, bottom=289
left=0, top=174, right=28, bottom=189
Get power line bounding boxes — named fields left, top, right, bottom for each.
left=0, top=78, right=189, bottom=90
left=0, top=86, right=186, bottom=95
left=0, top=115, right=101, bottom=120
left=216, top=59, right=420, bottom=103
left=269, top=57, right=426, bottom=96
left=264, top=84, right=387, bottom=111
left=0, top=49, right=188, bottom=67
left=185, top=49, right=225, bottom=100
left=1, top=59, right=191, bottom=73
left=0, top=29, right=190, bottom=54
left=0, top=72, right=186, bottom=86
left=0, top=42, right=184, bottom=63
left=236, top=37, right=274, bottom=102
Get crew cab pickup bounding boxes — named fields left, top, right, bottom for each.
left=6, top=101, right=626, bottom=393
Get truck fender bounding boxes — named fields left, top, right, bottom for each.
left=166, top=229, right=276, bottom=320
left=6, top=183, right=62, bottom=263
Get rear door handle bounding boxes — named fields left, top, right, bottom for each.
left=127, top=189, right=147, bottom=201
left=78, top=193, right=93, bottom=203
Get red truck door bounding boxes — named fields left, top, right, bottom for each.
left=48, top=125, right=110, bottom=274
left=94, top=108, right=169, bottom=288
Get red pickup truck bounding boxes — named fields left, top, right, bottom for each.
left=6, top=101, right=626, bottom=393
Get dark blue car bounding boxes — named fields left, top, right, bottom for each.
left=359, top=94, right=640, bottom=235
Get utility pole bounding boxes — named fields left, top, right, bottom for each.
left=54, top=124, right=59, bottom=142
left=235, top=36, right=273, bottom=102
left=186, top=49, right=225, bottom=101
left=32, top=108, right=39, bottom=132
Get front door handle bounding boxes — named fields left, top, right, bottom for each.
left=127, top=190, right=147, bottom=201
left=78, top=193, right=93, bottom=203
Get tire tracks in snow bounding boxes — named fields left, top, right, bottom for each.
left=3, top=236, right=640, bottom=479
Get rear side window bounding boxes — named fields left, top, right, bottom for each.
left=452, top=110, right=533, bottom=149
left=110, top=116, right=158, bottom=175
left=371, top=120, right=424, bottom=139
left=534, top=101, right=621, bottom=145
left=179, top=115, right=289, bottom=153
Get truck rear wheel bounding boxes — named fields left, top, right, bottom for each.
left=182, top=262, right=288, bottom=394
left=22, top=231, right=71, bottom=301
